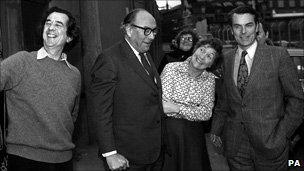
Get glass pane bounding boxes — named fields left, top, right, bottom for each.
left=289, top=0, right=295, bottom=7
left=269, top=0, right=273, bottom=8
left=278, top=0, right=284, bottom=7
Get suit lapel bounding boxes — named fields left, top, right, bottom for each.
left=146, top=53, right=161, bottom=90
left=245, top=43, right=265, bottom=95
left=227, top=44, right=267, bottom=99
left=120, top=40, right=158, bottom=90
left=226, top=48, right=242, bottom=99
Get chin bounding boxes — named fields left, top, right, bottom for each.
left=239, top=41, right=253, bottom=48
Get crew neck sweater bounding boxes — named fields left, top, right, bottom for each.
left=0, top=51, right=81, bottom=163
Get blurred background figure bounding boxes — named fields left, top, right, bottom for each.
left=257, top=22, right=274, bottom=46
left=158, top=29, right=199, bottom=73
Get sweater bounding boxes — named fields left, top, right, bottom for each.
left=0, top=50, right=81, bottom=163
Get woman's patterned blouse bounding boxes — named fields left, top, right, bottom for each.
left=160, top=61, right=215, bottom=121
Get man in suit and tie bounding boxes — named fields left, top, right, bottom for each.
left=90, top=9, right=165, bottom=171
left=210, top=6, right=304, bottom=171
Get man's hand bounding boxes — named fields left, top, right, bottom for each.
left=163, top=100, right=180, bottom=114
left=106, top=153, right=129, bottom=170
left=210, top=133, right=223, bottom=154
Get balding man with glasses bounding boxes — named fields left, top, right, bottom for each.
left=90, top=9, right=166, bottom=171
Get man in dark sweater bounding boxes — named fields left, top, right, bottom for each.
left=0, top=7, right=81, bottom=171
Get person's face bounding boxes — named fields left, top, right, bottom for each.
left=127, top=11, right=157, bottom=53
left=190, top=44, right=217, bottom=70
left=179, top=34, right=193, bottom=52
left=231, top=13, right=258, bottom=50
left=43, top=12, right=71, bottom=50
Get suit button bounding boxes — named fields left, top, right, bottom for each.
left=156, top=120, right=160, bottom=124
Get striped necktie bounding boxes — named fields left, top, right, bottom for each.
left=139, top=53, right=155, bottom=81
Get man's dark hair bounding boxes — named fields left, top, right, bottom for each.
left=121, top=8, right=150, bottom=31
left=193, top=38, right=223, bottom=73
left=38, top=6, right=80, bottom=52
left=228, top=5, right=260, bottom=26
left=174, top=29, right=199, bottom=51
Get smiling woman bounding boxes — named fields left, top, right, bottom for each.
left=160, top=38, right=223, bottom=171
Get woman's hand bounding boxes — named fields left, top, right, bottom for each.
left=162, top=100, right=180, bottom=114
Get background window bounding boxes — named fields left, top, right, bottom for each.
left=157, top=0, right=181, bottom=10
left=278, top=0, right=284, bottom=7
left=269, top=0, right=273, bottom=8
left=289, top=0, right=295, bottom=7
left=301, top=0, right=304, bottom=6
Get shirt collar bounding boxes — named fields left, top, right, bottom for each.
left=237, top=40, right=257, bottom=60
left=125, top=38, right=141, bottom=56
left=37, top=47, right=72, bottom=69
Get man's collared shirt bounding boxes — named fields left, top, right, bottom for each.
left=125, top=38, right=151, bottom=66
left=233, top=40, right=258, bottom=85
left=37, top=47, right=72, bottom=69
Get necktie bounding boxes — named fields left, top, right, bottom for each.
left=237, top=50, right=248, bottom=97
left=139, top=53, right=155, bottom=81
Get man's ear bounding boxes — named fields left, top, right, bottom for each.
left=125, top=25, right=132, bottom=37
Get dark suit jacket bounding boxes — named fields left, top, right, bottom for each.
left=90, top=39, right=165, bottom=164
left=211, top=43, right=304, bottom=159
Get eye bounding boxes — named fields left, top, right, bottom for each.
left=55, top=23, right=63, bottom=28
left=45, top=21, right=51, bottom=26
left=144, top=28, right=152, bottom=35
left=233, top=25, right=242, bottom=30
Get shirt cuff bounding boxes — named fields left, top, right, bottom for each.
left=102, top=150, right=117, bottom=157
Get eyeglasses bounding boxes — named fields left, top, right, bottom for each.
left=131, top=24, right=159, bottom=36
left=180, top=36, right=193, bottom=42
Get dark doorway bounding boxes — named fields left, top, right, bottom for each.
left=21, top=0, right=49, bottom=51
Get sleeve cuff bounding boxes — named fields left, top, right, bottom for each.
left=102, top=150, right=117, bottom=157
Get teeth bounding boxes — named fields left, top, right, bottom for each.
left=47, top=33, right=56, bottom=38
left=196, top=57, right=203, bottom=64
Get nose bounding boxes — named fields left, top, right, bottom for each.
left=241, top=26, right=246, bottom=34
left=48, top=23, right=56, bottom=30
left=148, top=32, right=156, bottom=40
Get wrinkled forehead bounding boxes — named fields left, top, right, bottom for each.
left=197, top=45, right=216, bottom=53
left=134, top=11, right=157, bottom=28
left=232, top=13, right=255, bottom=25
left=46, top=12, right=69, bottom=25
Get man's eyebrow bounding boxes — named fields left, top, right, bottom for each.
left=245, top=22, right=255, bottom=25
left=233, top=22, right=254, bottom=26
left=45, top=19, right=64, bottom=26
left=55, top=21, right=64, bottom=25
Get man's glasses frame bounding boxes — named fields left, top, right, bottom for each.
left=131, top=24, right=159, bottom=36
